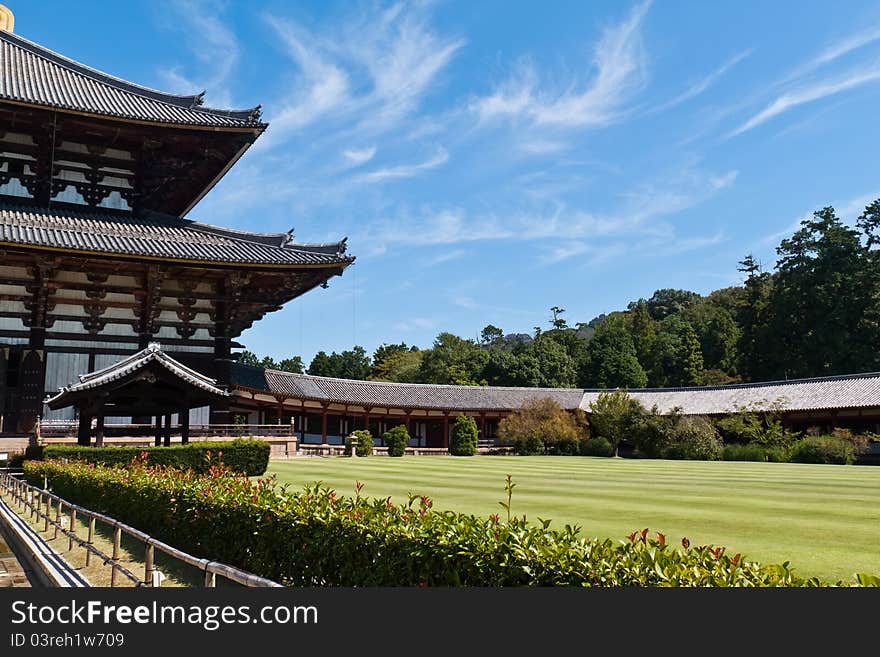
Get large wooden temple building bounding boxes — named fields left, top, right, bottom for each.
left=0, top=9, right=353, bottom=441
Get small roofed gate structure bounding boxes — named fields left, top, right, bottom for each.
left=45, top=343, right=228, bottom=446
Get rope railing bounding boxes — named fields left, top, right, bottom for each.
left=0, top=471, right=282, bottom=588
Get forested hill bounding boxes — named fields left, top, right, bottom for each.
left=238, top=199, right=880, bottom=389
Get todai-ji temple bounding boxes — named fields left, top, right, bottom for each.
left=1, top=7, right=879, bottom=454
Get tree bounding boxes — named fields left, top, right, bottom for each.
left=643, top=289, right=701, bottom=320
left=629, top=299, right=656, bottom=374
left=449, top=415, right=478, bottom=456
left=372, top=343, right=412, bottom=372
left=260, top=355, right=279, bottom=370
left=336, top=346, right=371, bottom=380
left=580, top=315, right=647, bottom=389
left=550, top=306, right=568, bottom=330
left=651, top=315, right=704, bottom=387
left=480, top=325, right=504, bottom=346
left=588, top=390, right=645, bottom=457
left=497, top=398, right=583, bottom=455
left=418, top=333, right=488, bottom=385
left=769, top=207, right=868, bottom=378
left=736, top=254, right=772, bottom=381
left=277, top=356, right=304, bottom=373
left=370, top=349, right=423, bottom=383
left=307, top=351, right=339, bottom=377
left=235, top=350, right=260, bottom=367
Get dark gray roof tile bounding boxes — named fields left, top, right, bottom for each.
left=0, top=202, right=353, bottom=267
left=0, top=31, right=264, bottom=129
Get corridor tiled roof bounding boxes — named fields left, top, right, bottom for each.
left=0, top=30, right=264, bottom=128
left=0, top=203, right=353, bottom=267
left=232, top=365, right=880, bottom=415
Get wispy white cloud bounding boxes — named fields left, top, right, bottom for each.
left=356, top=147, right=449, bottom=183
left=471, top=0, right=651, bottom=128
left=649, top=49, right=752, bottom=114
left=393, top=317, right=436, bottom=332
left=343, top=146, right=377, bottom=166
left=787, top=24, right=880, bottom=81
left=730, top=66, right=880, bottom=136
left=424, top=249, right=467, bottom=267
left=260, top=4, right=462, bottom=147
left=158, top=0, right=240, bottom=107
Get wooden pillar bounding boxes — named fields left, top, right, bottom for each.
left=94, top=414, right=104, bottom=448
left=163, top=414, right=172, bottom=447
left=479, top=413, right=486, bottom=445
left=77, top=412, right=91, bottom=446
left=299, top=403, right=306, bottom=443
left=180, top=408, right=190, bottom=444
left=154, top=416, right=162, bottom=446
left=363, top=407, right=372, bottom=439
left=276, top=397, right=284, bottom=425
left=321, top=404, right=328, bottom=446
left=442, top=412, right=450, bottom=450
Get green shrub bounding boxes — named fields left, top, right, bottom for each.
left=547, top=435, right=581, bottom=456
left=344, top=430, right=374, bottom=457
left=384, top=425, right=409, bottom=457
left=662, top=417, right=722, bottom=461
left=632, top=408, right=677, bottom=458
left=581, top=436, right=614, bottom=457
left=716, top=403, right=798, bottom=447
left=722, top=443, right=767, bottom=462
left=450, top=415, right=478, bottom=456
left=764, top=446, right=791, bottom=463
left=790, top=436, right=855, bottom=465
left=42, top=439, right=269, bottom=475
left=26, top=459, right=872, bottom=587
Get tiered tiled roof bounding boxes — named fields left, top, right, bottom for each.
left=0, top=203, right=353, bottom=266
left=0, top=30, right=264, bottom=128
left=232, top=365, right=880, bottom=415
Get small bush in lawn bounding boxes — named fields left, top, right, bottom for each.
left=662, top=417, right=723, bottom=461
left=790, top=436, right=854, bottom=465
left=384, top=425, right=409, bottom=457
left=344, top=429, right=374, bottom=457
left=450, top=415, right=478, bottom=456
left=581, top=436, right=614, bottom=457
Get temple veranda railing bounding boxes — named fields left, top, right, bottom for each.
left=0, top=470, right=282, bottom=588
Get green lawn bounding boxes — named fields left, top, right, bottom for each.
left=266, top=456, right=880, bottom=582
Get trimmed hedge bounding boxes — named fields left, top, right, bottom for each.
left=449, top=415, right=478, bottom=456
left=581, top=436, right=614, bottom=457
left=41, top=439, right=269, bottom=476
left=24, top=460, right=879, bottom=587
left=384, top=425, right=409, bottom=457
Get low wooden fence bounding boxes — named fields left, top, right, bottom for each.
left=0, top=471, right=281, bottom=588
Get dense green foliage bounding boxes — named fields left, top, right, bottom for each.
left=383, top=425, right=409, bottom=457
left=344, top=429, right=374, bottom=457
left=790, top=435, right=856, bottom=465
left=234, top=198, right=880, bottom=392
left=235, top=351, right=303, bottom=373
left=27, top=459, right=878, bottom=587
left=498, top=398, right=585, bottom=455
left=588, top=390, right=642, bottom=457
left=449, top=415, right=478, bottom=456
left=40, top=440, right=269, bottom=476
left=580, top=436, right=614, bottom=457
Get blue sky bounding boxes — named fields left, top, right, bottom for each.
left=17, top=1, right=880, bottom=363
